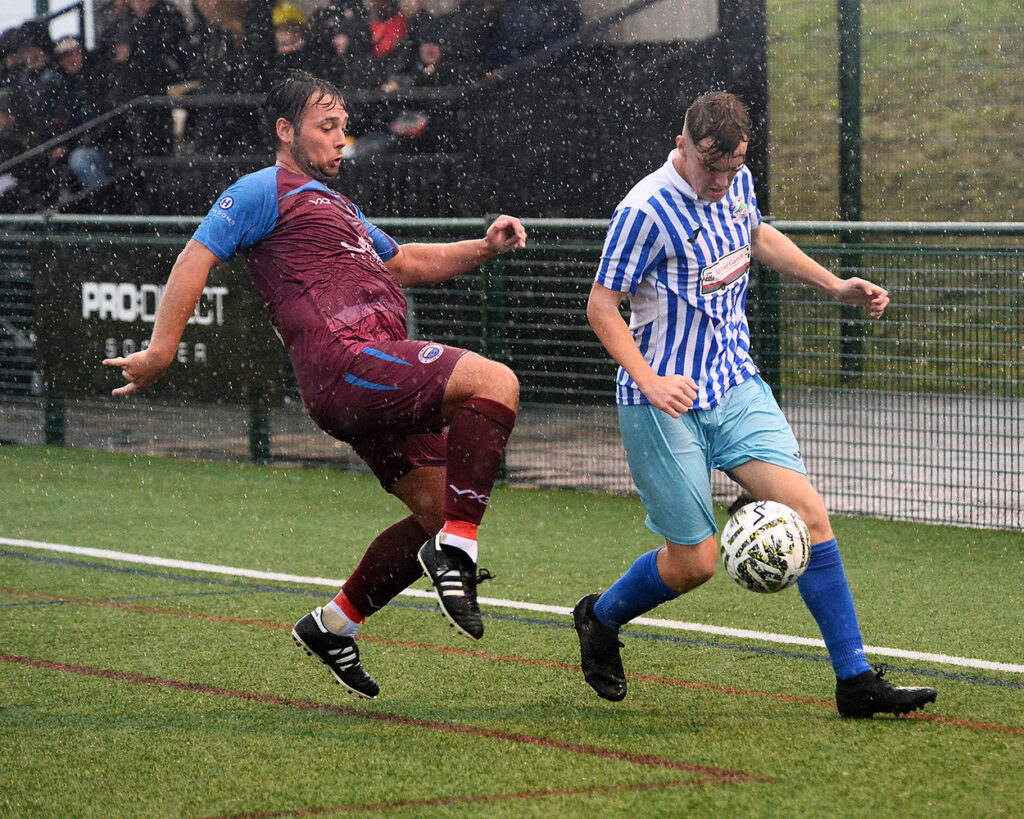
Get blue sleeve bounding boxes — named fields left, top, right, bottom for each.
left=596, top=206, right=662, bottom=295
left=349, top=201, right=399, bottom=262
left=192, top=169, right=280, bottom=261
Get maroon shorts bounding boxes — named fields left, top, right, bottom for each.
left=304, top=339, right=467, bottom=489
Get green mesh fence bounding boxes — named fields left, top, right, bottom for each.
left=0, top=216, right=1021, bottom=530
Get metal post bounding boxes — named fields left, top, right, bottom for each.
left=750, top=261, right=782, bottom=399
left=480, top=216, right=508, bottom=482
left=837, top=0, right=862, bottom=223
left=44, top=394, right=65, bottom=446
left=249, top=405, right=270, bottom=464
left=837, top=0, right=864, bottom=381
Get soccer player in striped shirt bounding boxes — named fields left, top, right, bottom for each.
left=104, top=72, right=525, bottom=698
left=573, top=91, right=936, bottom=718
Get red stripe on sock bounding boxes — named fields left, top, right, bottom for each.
left=442, top=521, right=479, bottom=541
left=332, top=590, right=365, bottom=624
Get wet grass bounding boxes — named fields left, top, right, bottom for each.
left=2, top=446, right=1022, bottom=817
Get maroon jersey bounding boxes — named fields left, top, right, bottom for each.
left=194, top=166, right=406, bottom=399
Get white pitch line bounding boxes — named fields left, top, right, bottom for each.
left=4, top=536, right=1023, bottom=675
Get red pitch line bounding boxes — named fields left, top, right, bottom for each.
left=5, top=589, right=1023, bottom=736
left=202, top=779, right=717, bottom=819
left=1, top=653, right=770, bottom=784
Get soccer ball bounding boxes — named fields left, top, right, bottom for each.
left=720, top=501, right=811, bottom=593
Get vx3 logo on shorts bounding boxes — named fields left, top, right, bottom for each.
left=448, top=484, right=490, bottom=506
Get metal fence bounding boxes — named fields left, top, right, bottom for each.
left=1, top=216, right=1021, bottom=530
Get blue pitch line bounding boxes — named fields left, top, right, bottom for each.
left=1, top=590, right=241, bottom=610
left=3, top=548, right=1021, bottom=691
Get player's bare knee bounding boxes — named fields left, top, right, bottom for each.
left=485, top=361, right=519, bottom=409
left=467, top=358, right=517, bottom=409
left=660, top=540, right=717, bottom=593
left=688, top=555, right=718, bottom=588
left=447, top=354, right=518, bottom=411
left=795, top=501, right=831, bottom=543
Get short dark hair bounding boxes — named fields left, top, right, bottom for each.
left=263, top=70, right=344, bottom=145
left=683, top=92, right=751, bottom=162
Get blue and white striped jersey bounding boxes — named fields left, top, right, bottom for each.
left=595, top=151, right=763, bottom=410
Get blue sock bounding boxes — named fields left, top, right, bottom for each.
left=593, top=549, right=680, bottom=629
left=797, top=538, right=871, bottom=680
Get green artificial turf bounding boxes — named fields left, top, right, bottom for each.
left=2, top=446, right=1022, bottom=817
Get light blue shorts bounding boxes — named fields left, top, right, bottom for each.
left=618, top=375, right=806, bottom=546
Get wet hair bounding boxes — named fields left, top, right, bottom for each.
left=682, top=92, right=751, bottom=162
left=263, top=70, right=344, bottom=145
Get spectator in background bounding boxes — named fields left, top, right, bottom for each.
left=444, top=0, right=499, bottom=80
left=51, top=36, right=115, bottom=193
left=376, top=13, right=465, bottom=153
left=93, top=0, right=134, bottom=101
left=103, top=0, right=190, bottom=153
left=0, top=86, right=29, bottom=160
left=0, top=85, right=47, bottom=211
left=308, top=0, right=373, bottom=87
left=114, top=0, right=190, bottom=98
left=94, top=0, right=133, bottom=45
left=489, top=0, right=581, bottom=69
left=0, top=26, right=26, bottom=85
left=384, top=13, right=463, bottom=89
left=188, top=0, right=275, bottom=154
left=368, top=0, right=427, bottom=85
left=273, top=20, right=317, bottom=73
left=337, top=0, right=419, bottom=141
left=12, top=21, right=61, bottom=146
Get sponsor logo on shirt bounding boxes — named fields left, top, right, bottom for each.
left=209, top=208, right=235, bottom=226
left=218, top=196, right=234, bottom=209
left=418, top=343, right=444, bottom=364
left=340, top=236, right=385, bottom=266
left=700, top=245, right=750, bottom=295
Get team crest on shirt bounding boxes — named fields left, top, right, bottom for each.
left=730, top=200, right=748, bottom=222
left=418, top=344, right=444, bottom=364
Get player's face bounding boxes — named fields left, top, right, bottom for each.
left=675, top=132, right=747, bottom=202
left=285, top=94, right=348, bottom=183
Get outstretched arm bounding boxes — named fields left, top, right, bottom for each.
left=385, top=214, right=526, bottom=286
left=102, top=240, right=220, bottom=395
left=587, top=282, right=697, bottom=418
left=750, top=222, right=889, bottom=318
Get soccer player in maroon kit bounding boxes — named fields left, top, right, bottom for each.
left=103, top=72, right=526, bottom=698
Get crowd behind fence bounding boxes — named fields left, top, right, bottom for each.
left=1, top=216, right=1021, bottom=531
